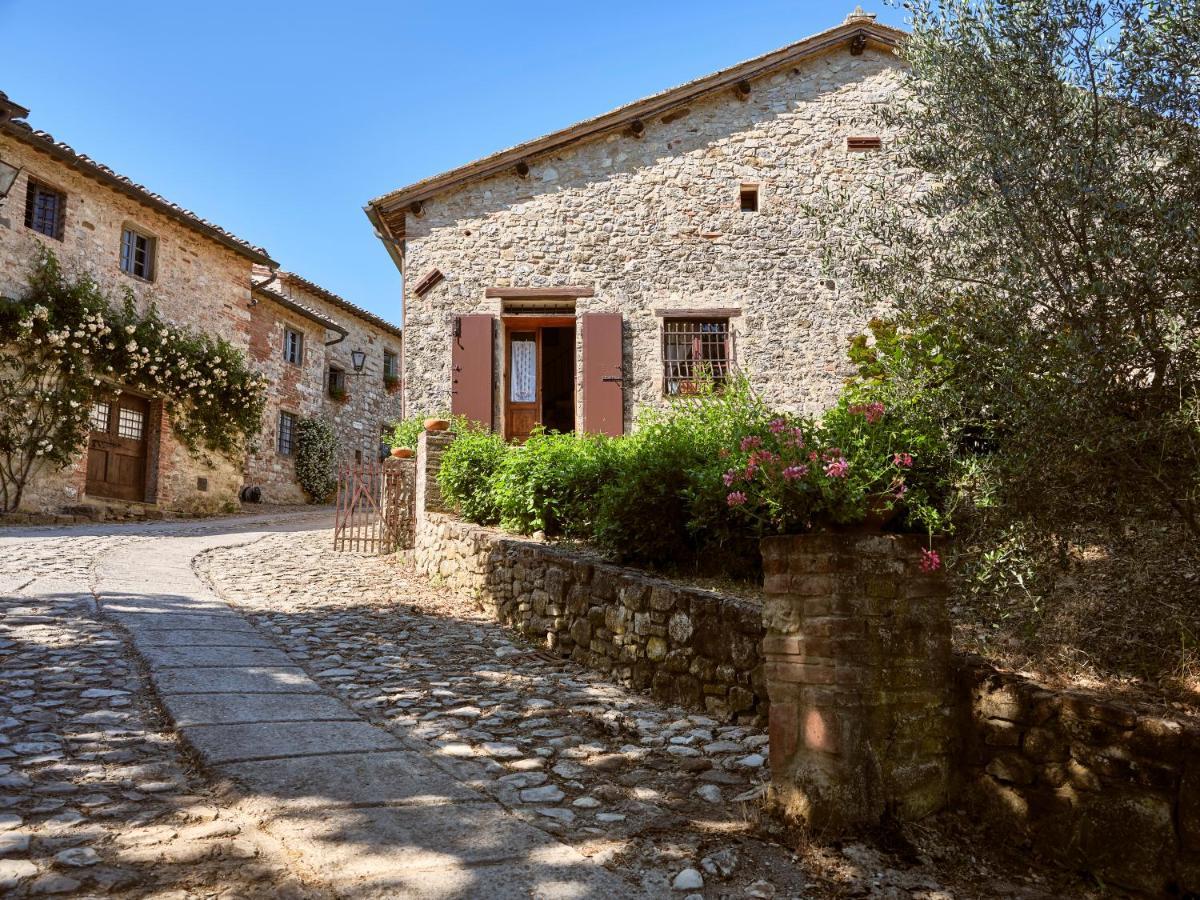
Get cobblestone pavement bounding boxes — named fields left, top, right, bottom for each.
left=197, top=527, right=1080, bottom=900
left=1, top=515, right=1088, bottom=899
left=0, top=514, right=330, bottom=899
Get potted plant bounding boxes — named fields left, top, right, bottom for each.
left=424, top=417, right=450, bottom=432
left=329, top=384, right=349, bottom=404
left=384, top=374, right=401, bottom=395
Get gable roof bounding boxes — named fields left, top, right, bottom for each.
left=0, top=91, right=277, bottom=267
left=364, top=10, right=904, bottom=253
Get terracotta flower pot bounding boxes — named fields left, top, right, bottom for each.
left=390, top=447, right=414, bottom=459
left=424, top=418, right=451, bottom=432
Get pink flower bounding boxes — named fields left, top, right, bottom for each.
left=782, top=465, right=809, bottom=481
left=893, top=452, right=913, bottom=468
left=893, top=482, right=908, bottom=500
left=744, top=463, right=759, bottom=480
left=824, top=457, right=850, bottom=478
left=769, top=418, right=787, bottom=434
left=727, top=491, right=748, bottom=507
left=740, top=435, right=762, bottom=452
left=920, top=549, right=941, bottom=573
left=722, top=470, right=737, bottom=487
left=850, top=401, right=886, bottom=424
left=789, top=427, right=806, bottom=448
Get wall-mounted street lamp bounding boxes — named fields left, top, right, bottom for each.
left=350, top=349, right=367, bottom=374
left=0, top=158, right=22, bottom=206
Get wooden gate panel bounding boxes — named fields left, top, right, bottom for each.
left=451, top=314, right=495, bottom=430
left=333, top=460, right=415, bottom=554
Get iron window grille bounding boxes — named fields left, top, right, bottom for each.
left=120, top=227, right=156, bottom=280
left=662, top=318, right=732, bottom=396
left=24, top=179, right=65, bottom=240
left=283, top=328, right=303, bottom=365
left=278, top=411, right=296, bottom=455
left=117, top=406, right=144, bottom=441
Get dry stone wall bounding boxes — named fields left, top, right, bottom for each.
left=960, top=660, right=1200, bottom=896
left=400, top=46, right=908, bottom=429
left=414, top=512, right=765, bottom=722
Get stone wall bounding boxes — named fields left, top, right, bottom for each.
left=414, top=512, right=764, bottom=722
left=399, top=45, right=907, bottom=430
left=960, top=659, right=1200, bottom=896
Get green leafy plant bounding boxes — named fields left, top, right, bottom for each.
left=294, top=417, right=338, bottom=502
left=437, top=423, right=509, bottom=524
left=490, top=428, right=615, bottom=536
left=0, top=251, right=266, bottom=512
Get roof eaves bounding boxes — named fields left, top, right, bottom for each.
left=253, top=284, right=347, bottom=334
left=0, top=119, right=278, bottom=267
left=366, top=19, right=904, bottom=216
left=278, top=271, right=403, bottom=340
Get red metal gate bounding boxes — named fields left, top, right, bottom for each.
left=333, top=462, right=414, bottom=553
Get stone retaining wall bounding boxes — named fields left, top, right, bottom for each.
left=960, top=659, right=1200, bottom=896
left=414, top=512, right=764, bottom=722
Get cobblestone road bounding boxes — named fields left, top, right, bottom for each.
left=0, top=515, right=1086, bottom=899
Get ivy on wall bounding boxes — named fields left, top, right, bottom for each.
left=0, top=251, right=267, bottom=512
left=294, top=417, right=338, bottom=502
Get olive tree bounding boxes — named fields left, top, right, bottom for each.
left=822, top=0, right=1200, bottom=537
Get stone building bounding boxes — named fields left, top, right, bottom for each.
left=0, top=91, right=402, bottom=516
left=365, top=10, right=905, bottom=438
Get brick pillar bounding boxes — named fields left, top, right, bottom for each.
left=761, top=533, right=953, bottom=830
left=415, top=429, right=456, bottom=518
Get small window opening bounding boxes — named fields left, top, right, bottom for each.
left=663, top=318, right=732, bottom=396
left=739, top=185, right=759, bottom=213
left=328, top=366, right=347, bottom=400
left=847, top=136, right=883, bottom=152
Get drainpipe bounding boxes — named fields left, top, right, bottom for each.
left=248, top=268, right=278, bottom=305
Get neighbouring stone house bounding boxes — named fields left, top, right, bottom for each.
left=365, top=10, right=905, bottom=438
left=0, top=91, right=402, bottom=516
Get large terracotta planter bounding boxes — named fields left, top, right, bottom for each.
left=390, top=447, right=415, bottom=459
left=424, top=418, right=450, bottom=432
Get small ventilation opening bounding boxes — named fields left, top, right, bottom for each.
left=740, top=185, right=759, bottom=213
left=196, top=477, right=208, bottom=492
left=847, top=135, right=883, bottom=152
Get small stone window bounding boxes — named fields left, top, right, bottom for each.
left=383, top=350, right=398, bottom=382
left=24, top=178, right=65, bottom=240
left=662, top=318, right=732, bottom=396
left=277, top=411, right=296, bottom=455
left=120, top=227, right=156, bottom=281
left=740, top=185, right=759, bottom=213
left=328, top=366, right=347, bottom=400
left=283, top=328, right=303, bottom=365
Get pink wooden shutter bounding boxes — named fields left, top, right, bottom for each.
left=451, top=315, right=494, bottom=430
left=582, top=313, right=624, bottom=436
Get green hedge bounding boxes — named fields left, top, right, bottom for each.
left=434, top=375, right=954, bottom=575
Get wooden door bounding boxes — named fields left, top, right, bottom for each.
left=86, top=394, right=150, bottom=502
left=506, top=330, right=539, bottom=442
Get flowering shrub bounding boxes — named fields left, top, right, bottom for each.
left=294, top=417, right=338, bottom=502
left=721, top=397, right=948, bottom=536
left=0, top=251, right=266, bottom=512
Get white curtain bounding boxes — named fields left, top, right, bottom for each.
left=511, top=338, right=537, bottom=403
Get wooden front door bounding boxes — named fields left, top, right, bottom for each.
left=86, top=394, right=150, bottom=502
left=506, top=330, right=540, bottom=442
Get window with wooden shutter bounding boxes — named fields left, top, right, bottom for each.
left=24, top=179, right=65, bottom=240
left=283, top=328, right=303, bottom=365
left=120, top=227, right=156, bottom=280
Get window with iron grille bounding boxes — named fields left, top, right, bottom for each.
left=662, top=318, right=732, bottom=396
left=278, top=411, right=296, bottom=455
left=120, top=227, right=156, bottom=280
left=89, top=401, right=111, bottom=433
left=283, top=328, right=303, bottom=365
left=24, top=179, right=65, bottom=240
left=117, top=406, right=144, bottom=441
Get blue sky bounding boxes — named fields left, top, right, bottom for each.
left=2, top=2, right=905, bottom=323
